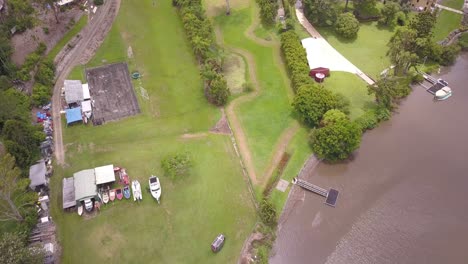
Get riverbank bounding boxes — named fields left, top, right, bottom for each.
left=271, top=53, right=468, bottom=263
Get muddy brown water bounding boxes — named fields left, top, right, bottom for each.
left=271, top=53, right=468, bottom=264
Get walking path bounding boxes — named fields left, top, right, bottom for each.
left=435, top=4, right=464, bottom=14
left=52, top=0, right=121, bottom=165
left=295, top=8, right=375, bottom=85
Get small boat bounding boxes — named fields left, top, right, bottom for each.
left=77, top=205, right=83, bottom=216
left=120, top=168, right=130, bottom=185
left=132, top=180, right=142, bottom=201
left=149, top=175, right=161, bottom=203
left=109, top=189, right=116, bottom=202
left=116, top=188, right=123, bottom=200
left=123, top=186, right=131, bottom=199
left=437, top=78, right=449, bottom=87
left=435, top=86, right=452, bottom=100
left=102, top=190, right=109, bottom=204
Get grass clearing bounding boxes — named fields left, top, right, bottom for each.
left=324, top=72, right=376, bottom=120
left=433, top=10, right=462, bottom=42
left=224, top=53, right=247, bottom=94
left=47, top=15, right=88, bottom=60
left=440, top=0, right=465, bottom=9
left=203, top=0, right=250, bottom=17
left=317, top=22, right=393, bottom=78
left=51, top=1, right=256, bottom=263
left=215, top=7, right=294, bottom=181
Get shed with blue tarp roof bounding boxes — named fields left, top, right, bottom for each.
left=65, top=107, right=82, bottom=125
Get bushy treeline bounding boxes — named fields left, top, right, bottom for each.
left=257, top=0, right=278, bottom=26
left=173, top=0, right=230, bottom=106
left=280, top=31, right=313, bottom=91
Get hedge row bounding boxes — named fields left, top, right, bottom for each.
left=280, top=31, right=313, bottom=91
left=174, top=0, right=230, bottom=106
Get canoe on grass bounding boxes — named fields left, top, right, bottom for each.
left=123, top=186, right=131, bottom=199
left=116, top=188, right=123, bottom=200
left=109, top=189, right=116, bottom=201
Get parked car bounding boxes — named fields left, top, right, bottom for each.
left=211, top=234, right=225, bottom=253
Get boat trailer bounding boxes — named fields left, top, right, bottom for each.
left=292, top=177, right=339, bottom=207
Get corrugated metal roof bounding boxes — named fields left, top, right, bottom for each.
left=29, top=160, right=46, bottom=189
left=65, top=107, right=82, bottom=124
left=95, top=165, right=115, bottom=185
left=64, top=80, right=83, bottom=104
left=73, top=169, right=97, bottom=201
left=62, top=177, right=76, bottom=209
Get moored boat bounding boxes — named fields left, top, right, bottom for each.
left=149, top=175, right=162, bottom=203
left=109, top=189, right=116, bottom=201
left=116, top=188, right=123, bottom=200
left=435, top=86, right=452, bottom=100
left=132, top=180, right=142, bottom=201
left=123, top=186, right=131, bottom=199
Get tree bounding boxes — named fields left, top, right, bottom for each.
left=310, top=113, right=362, bottom=162
left=292, top=84, right=344, bottom=127
left=353, top=0, right=379, bottom=18
left=31, top=84, right=51, bottom=107
left=256, top=0, right=278, bottom=26
left=368, top=76, right=410, bottom=110
left=35, top=0, right=60, bottom=23
left=161, top=152, right=193, bottom=179
left=0, top=89, right=31, bottom=130
left=379, top=2, right=402, bottom=27
left=387, top=27, right=419, bottom=75
left=320, top=109, right=348, bottom=127
left=259, top=199, right=277, bottom=226
left=334, top=13, right=360, bottom=39
left=0, top=232, right=44, bottom=264
left=7, top=0, right=35, bottom=32
left=409, top=11, right=437, bottom=38
left=206, top=74, right=230, bottom=106
left=0, top=154, right=38, bottom=223
left=303, top=0, right=340, bottom=26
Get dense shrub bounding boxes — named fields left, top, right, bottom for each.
left=335, top=13, right=360, bottom=39
left=459, top=33, right=468, bottom=51
left=31, top=84, right=51, bottom=107
left=354, top=109, right=378, bottom=131
left=259, top=199, right=277, bottom=226
left=174, top=0, right=230, bottom=105
left=439, top=44, right=461, bottom=66
left=161, top=152, right=193, bottom=179
left=257, top=0, right=278, bottom=26
left=280, top=31, right=313, bottom=91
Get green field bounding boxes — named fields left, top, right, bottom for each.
left=433, top=10, right=462, bottom=41
left=441, top=0, right=465, bottom=9
left=51, top=1, right=256, bottom=263
left=324, top=72, right=376, bottom=120
left=47, top=15, right=88, bottom=61
left=318, top=22, right=393, bottom=78
left=215, top=7, right=295, bottom=180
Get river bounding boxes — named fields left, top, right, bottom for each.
left=271, top=53, right=468, bottom=264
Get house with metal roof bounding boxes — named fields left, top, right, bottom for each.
left=29, top=160, right=47, bottom=190
left=62, top=177, right=76, bottom=209
left=95, top=165, right=115, bottom=185
left=73, top=169, right=97, bottom=202
left=64, top=80, right=84, bottom=105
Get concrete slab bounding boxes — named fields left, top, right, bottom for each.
left=276, top=179, right=289, bottom=192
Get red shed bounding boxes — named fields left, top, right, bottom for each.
left=309, top=67, right=330, bottom=77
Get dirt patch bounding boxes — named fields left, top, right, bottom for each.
left=210, top=108, right=231, bottom=135
left=204, top=0, right=250, bottom=17
left=10, top=4, right=84, bottom=65
left=239, top=231, right=265, bottom=264
left=86, top=62, right=141, bottom=125
left=224, top=53, right=246, bottom=94
left=180, top=133, right=208, bottom=139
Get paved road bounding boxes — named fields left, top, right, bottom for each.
left=435, top=4, right=464, bottom=14
left=52, top=0, right=121, bottom=165
left=295, top=8, right=375, bottom=85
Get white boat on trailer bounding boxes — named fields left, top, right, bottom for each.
left=132, top=180, right=142, bottom=201
left=149, top=175, right=162, bottom=203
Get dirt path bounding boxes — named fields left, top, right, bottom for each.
left=216, top=4, right=298, bottom=186
left=52, top=0, right=121, bottom=165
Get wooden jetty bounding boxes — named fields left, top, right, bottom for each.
left=419, top=72, right=446, bottom=95
left=292, top=178, right=339, bottom=207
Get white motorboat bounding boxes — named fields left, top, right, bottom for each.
left=435, top=86, right=452, bottom=101
left=77, top=205, right=83, bottom=216
left=149, top=175, right=161, bottom=203
left=102, top=190, right=109, bottom=204
left=132, top=180, right=142, bottom=201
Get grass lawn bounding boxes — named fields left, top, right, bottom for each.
left=47, top=15, right=88, bottom=61
left=440, top=0, right=465, bottom=9
left=323, top=72, right=376, bottom=120
left=51, top=1, right=256, bottom=263
left=215, top=7, right=295, bottom=181
left=317, top=22, right=394, bottom=78
left=433, top=10, right=462, bottom=42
